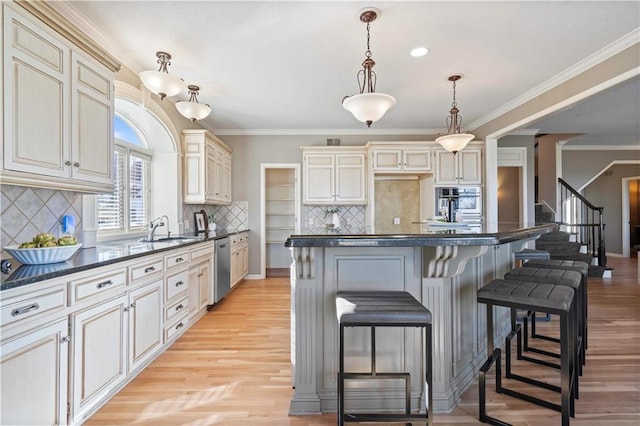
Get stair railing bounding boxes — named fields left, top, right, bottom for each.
left=558, top=178, right=606, bottom=268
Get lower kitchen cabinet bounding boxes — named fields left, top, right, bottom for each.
left=231, top=232, right=249, bottom=287
left=0, top=318, right=69, bottom=426
left=188, top=260, right=210, bottom=320
left=128, top=279, right=163, bottom=372
left=70, top=295, right=128, bottom=424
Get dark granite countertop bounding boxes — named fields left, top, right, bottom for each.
left=284, top=223, right=557, bottom=248
left=1, top=229, right=249, bottom=291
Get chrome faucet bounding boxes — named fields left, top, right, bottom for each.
left=148, top=215, right=169, bottom=241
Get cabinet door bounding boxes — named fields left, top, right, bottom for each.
left=205, top=145, right=217, bottom=203
left=188, top=265, right=200, bottom=318
left=183, top=139, right=206, bottom=204
left=434, top=150, right=458, bottom=185
left=222, top=150, right=232, bottom=203
left=335, top=153, right=366, bottom=204
left=3, top=7, right=70, bottom=179
left=403, top=149, right=432, bottom=172
left=128, top=280, right=163, bottom=372
left=304, top=154, right=335, bottom=203
left=71, top=51, right=113, bottom=187
left=458, top=149, right=482, bottom=184
left=1, top=318, right=69, bottom=426
left=198, top=261, right=210, bottom=311
left=242, top=244, right=249, bottom=278
left=71, top=295, right=127, bottom=424
left=372, top=149, right=402, bottom=172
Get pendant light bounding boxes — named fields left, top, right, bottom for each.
left=342, top=8, right=396, bottom=127
left=176, top=85, right=212, bottom=122
left=435, top=75, right=474, bottom=154
left=139, top=51, right=186, bottom=100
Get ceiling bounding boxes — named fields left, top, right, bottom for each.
left=65, top=1, right=639, bottom=143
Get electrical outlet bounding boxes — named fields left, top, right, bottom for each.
left=393, top=217, right=401, bottom=225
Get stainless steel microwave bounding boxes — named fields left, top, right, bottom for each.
left=435, top=187, right=482, bottom=216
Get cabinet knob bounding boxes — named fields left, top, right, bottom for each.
left=65, top=161, right=71, bottom=166
left=73, top=162, right=80, bottom=167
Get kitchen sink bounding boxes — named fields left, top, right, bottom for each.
left=139, top=236, right=203, bottom=243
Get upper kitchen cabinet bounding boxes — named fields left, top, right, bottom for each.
left=1, top=2, right=120, bottom=193
left=182, top=129, right=232, bottom=205
left=371, top=148, right=432, bottom=173
left=434, top=146, right=483, bottom=185
left=302, top=147, right=367, bottom=205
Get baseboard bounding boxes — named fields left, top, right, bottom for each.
left=245, top=273, right=264, bottom=280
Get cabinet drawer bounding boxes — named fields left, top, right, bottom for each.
left=190, top=244, right=213, bottom=262
left=165, top=296, right=188, bottom=323
left=165, top=250, right=189, bottom=270
left=165, top=270, right=188, bottom=301
left=1, top=284, right=66, bottom=329
left=69, top=269, right=126, bottom=305
left=164, top=313, right=189, bottom=342
left=129, top=257, right=163, bottom=282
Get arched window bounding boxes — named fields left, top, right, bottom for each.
left=97, top=115, right=152, bottom=234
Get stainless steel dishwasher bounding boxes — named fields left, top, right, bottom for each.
left=214, top=237, right=230, bottom=303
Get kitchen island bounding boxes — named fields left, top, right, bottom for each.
left=284, top=222, right=556, bottom=415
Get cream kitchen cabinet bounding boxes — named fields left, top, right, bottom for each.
left=188, top=243, right=214, bottom=319
left=231, top=232, right=249, bottom=287
left=434, top=148, right=482, bottom=185
left=372, top=148, right=432, bottom=173
left=127, top=279, right=163, bottom=372
left=0, top=279, right=69, bottom=426
left=1, top=3, right=118, bottom=193
left=183, top=129, right=233, bottom=205
left=0, top=318, right=69, bottom=426
left=70, top=294, right=128, bottom=425
left=302, top=148, right=367, bottom=205
left=188, top=261, right=210, bottom=320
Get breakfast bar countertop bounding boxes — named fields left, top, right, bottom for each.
left=285, top=222, right=557, bottom=248
left=0, top=229, right=249, bottom=291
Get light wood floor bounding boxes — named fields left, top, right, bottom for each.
left=87, top=256, right=640, bottom=425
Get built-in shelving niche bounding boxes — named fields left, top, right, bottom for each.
left=265, top=168, right=296, bottom=274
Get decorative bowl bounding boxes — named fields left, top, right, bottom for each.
left=4, top=244, right=82, bottom=265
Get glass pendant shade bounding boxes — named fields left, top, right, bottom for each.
left=435, top=75, right=474, bottom=154
left=176, top=85, right=211, bottom=122
left=343, top=93, right=396, bottom=127
left=435, top=133, right=474, bottom=154
left=138, top=51, right=186, bottom=100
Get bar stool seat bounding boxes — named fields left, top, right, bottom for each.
left=506, top=267, right=586, bottom=372
left=478, top=279, right=577, bottom=426
left=519, top=259, right=589, bottom=350
left=336, top=291, right=433, bottom=425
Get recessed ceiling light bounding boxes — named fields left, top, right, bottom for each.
left=410, top=47, right=429, bottom=57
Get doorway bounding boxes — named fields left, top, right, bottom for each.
left=498, top=167, right=522, bottom=226
left=260, top=164, right=300, bottom=278
left=622, top=176, right=640, bottom=258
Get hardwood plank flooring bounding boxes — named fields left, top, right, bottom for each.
left=87, top=256, right=640, bottom=425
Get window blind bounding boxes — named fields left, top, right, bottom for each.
left=129, top=153, right=150, bottom=230
left=98, top=149, right=125, bottom=231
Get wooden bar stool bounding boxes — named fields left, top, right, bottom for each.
left=336, top=291, right=433, bottom=425
left=478, top=279, right=577, bottom=426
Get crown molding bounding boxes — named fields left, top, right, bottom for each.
left=213, top=128, right=443, bottom=136
left=562, top=144, right=640, bottom=151
left=468, top=28, right=640, bottom=131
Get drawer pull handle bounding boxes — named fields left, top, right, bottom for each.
left=175, top=304, right=184, bottom=311
left=175, top=322, right=184, bottom=330
left=11, top=303, right=40, bottom=317
left=175, top=257, right=184, bottom=263
left=175, top=280, right=185, bottom=287
left=144, top=266, right=156, bottom=273
left=97, top=280, right=114, bottom=289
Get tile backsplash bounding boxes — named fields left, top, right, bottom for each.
left=304, top=205, right=366, bottom=232
left=182, top=201, right=249, bottom=233
left=1, top=185, right=83, bottom=249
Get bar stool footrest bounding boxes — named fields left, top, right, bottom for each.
left=344, top=413, right=429, bottom=423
